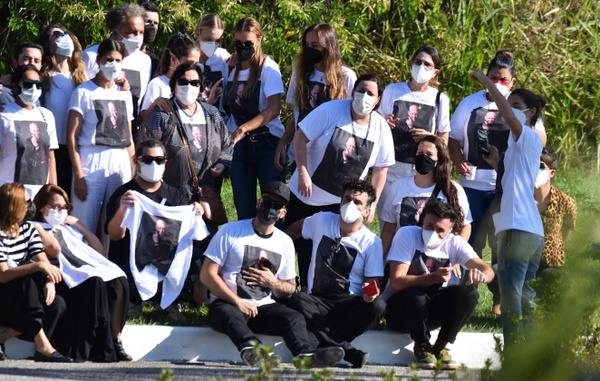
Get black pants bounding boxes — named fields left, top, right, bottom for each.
left=208, top=299, right=313, bottom=356
left=55, top=144, right=73, bottom=197
left=385, top=284, right=479, bottom=344
left=287, top=292, right=386, bottom=350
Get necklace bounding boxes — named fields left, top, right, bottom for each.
left=350, top=112, right=371, bottom=162
left=179, top=100, right=198, bottom=118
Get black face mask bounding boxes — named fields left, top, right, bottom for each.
left=143, top=24, right=158, bottom=44
left=236, top=45, right=255, bottom=62
left=414, top=154, right=436, bottom=175
left=256, top=202, right=281, bottom=226
left=23, top=201, right=36, bottom=222
left=303, top=46, right=323, bottom=65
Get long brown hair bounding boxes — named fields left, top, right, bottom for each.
left=229, top=17, right=265, bottom=100
left=36, top=23, right=87, bottom=87
left=416, top=135, right=464, bottom=232
left=33, top=184, right=73, bottom=223
left=292, top=23, right=346, bottom=112
left=0, top=183, right=28, bottom=238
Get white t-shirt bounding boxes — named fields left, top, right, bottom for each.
left=82, top=44, right=151, bottom=107
left=380, top=176, right=472, bottom=227
left=69, top=80, right=134, bottom=147
left=140, top=74, right=170, bottom=112
left=0, top=102, right=58, bottom=197
left=198, top=47, right=230, bottom=115
left=45, top=71, right=76, bottom=145
left=382, top=225, right=477, bottom=300
left=204, top=219, right=296, bottom=307
left=493, top=126, right=544, bottom=236
left=289, top=100, right=395, bottom=206
left=224, top=56, right=285, bottom=137
left=302, top=212, right=383, bottom=297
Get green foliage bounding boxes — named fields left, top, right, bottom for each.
left=157, top=368, right=174, bottom=381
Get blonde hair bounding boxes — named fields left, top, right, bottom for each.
left=196, top=14, right=225, bottom=39
left=0, top=183, right=28, bottom=238
left=229, top=17, right=265, bottom=100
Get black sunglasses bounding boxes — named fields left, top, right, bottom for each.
left=261, top=195, right=285, bottom=210
left=47, top=203, right=70, bottom=212
left=177, top=78, right=202, bottom=87
left=138, top=155, right=166, bottom=165
left=22, top=79, right=43, bottom=90
left=52, top=30, right=70, bottom=39
left=234, top=40, right=254, bottom=49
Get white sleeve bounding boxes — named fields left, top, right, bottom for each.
left=68, top=87, right=85, bottom=116
left=82, top=49, right=98, bottom=80
left=124, top=91, right=134, bottom=121
left=387, top=227, right=417, bottom=264
left=449, top=98, right=470, bottom=144
left=42, top=108, right=59, bottom=149
left=454, top=181, right=472, bottom=224
left=378, top=84, right=395, bottom=118
left=449, top=235, right=477, bottom=266
left=373, top=116, right=396, bottom=168
left=261, top=59, right=284, bottom=98
left=286, top=71, right=296, bottom=105
left=203, top=224, right=230, bottom=266
left=298, top=102, right=334, bottom=142
left=277, top=236, right=297, bottom=280
left=437, top=92, right=451, bottom=133
left=301, top=212, right=320, bottom=240
left=342, top=67, right=357, bottom=99
left=140, top=80, right=161, bottom=112
left=380, top=183, right=399, bottom=223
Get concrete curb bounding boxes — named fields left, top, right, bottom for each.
left=4, top=325, right=501, bottom=368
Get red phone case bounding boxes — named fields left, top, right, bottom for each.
left=362, top=281, right=379, bottom=296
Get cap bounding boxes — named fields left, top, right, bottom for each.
left=262, top=181, right=290, bottom=206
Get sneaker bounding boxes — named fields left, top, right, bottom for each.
left=297, top=347, right=345, bottom=368
left=413, top=342, right=436, bottom=369
left=344, top=347, right=369, bottom=368
left=163, top=304, right=188, bottom=324
left=114, top=339, right=133, bottom=362
left=0, top=343, right=6, bottom=360
left=240, top=347, right=281, bottom=367
left=436, top=347, right=458, bottom=370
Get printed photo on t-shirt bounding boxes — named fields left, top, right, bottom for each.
left=53, top=229, right=90, bottom=268
left=224, top=80, right=261, bottom=126
left=398, top=196, right=432, bottom=227
left=391, top=100, right=436, bottom=163
left=299, top=81, right=328, bottom=122
left=13, top=120, right=50, bottom=185
left=312, top=235, right=358, bottom=296
left=93, top=99, right=130, bottom=147
left=467, top=107, right=510, bottom=169
left=183, top=123, right=207, bottom=169
left=134, top=212, right=182, bottom=276
left=202, top=65, right=224, bottom=97
left=121, top=68, right=142, bottom=99
left=406, top=249, right=449, bottom=276
left=312, top=127, right=374, bottom=197
left=235, top=245, right=282, bottom=300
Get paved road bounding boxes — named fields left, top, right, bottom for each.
left=0, top=359, right=467, bottom=380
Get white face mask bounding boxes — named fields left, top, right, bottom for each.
left=19, top=85, right=42, bottom=106
left=200, top=41, right=219, bottom=58
left=99, top=61, right=122, bottom=81
left=411, top=64, right=434, bottom=84
left=55, top=34, right=74, bottom=57
left=512, top=108, right=527, bottom=125
left=120, top=34, right=143, bottom=54
left=176, top=84, right=200, bottom=106
left=340, top=201, right=364, bottom=224
left=351, top=92, right=377, bottom=116
left=422, top=229, right=445, bottom=249
left=493, top=82, right=510, bottom=97
left=535, top=169, right=551, bottom=189
left=45, top=209, right=68, bottom=227
left=138, top=162, right=165, bottom=183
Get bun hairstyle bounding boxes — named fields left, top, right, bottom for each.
left=487, top=49, right=515, bottom=78
left=510, top=88, right=547, bottom=126
left=157, top=32, right=199, bottom=76
left=410, top=45, right=442, bottom=88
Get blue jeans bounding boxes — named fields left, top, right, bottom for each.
left=230, top=134, right=286, bottom=220
left=496, top=229, right=543, bottom=345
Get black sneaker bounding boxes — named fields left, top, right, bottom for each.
left=344, top=347, right=369, bottom=368
left=114, top=339, right=133, bottom=362
left=33, top=350, right=73, bottom=363
left=240, top=347, right=280, bottom=367
left=0, top=343, right=6, bottom=360
left=297, top=347, right=345, bottom=368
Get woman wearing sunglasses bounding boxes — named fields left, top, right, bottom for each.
left=36, top=24, right=88, bottom=197
left=224, top=17, right=286, bottom=220
left=67, top=39, right=135, bottom=236
left=0, top=65, right=58, bottom=197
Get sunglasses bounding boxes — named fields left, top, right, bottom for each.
left=138, top=155, right=166, bottom=165
left=261, top=195, right=285, bottom=210
left=234, top=40, right=254, bottom=49
left=177, top=78, right=202, bottom=87
left=22, top=79, right=43, bottom=90
left=47, top=204, right=69, bottom=212
left=52, top=30, right=70, bottom=39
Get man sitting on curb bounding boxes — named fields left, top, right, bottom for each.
left=200, top=181, right=344, bottom=368
left=286, top=179, right=386, bottom=368
left=382, top=200, right=494, bottom=370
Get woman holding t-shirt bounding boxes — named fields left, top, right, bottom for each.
left=274, top=23, right=357, bottom=173
left=224, top=17, right=286, bottom=220
left=67, top=39, right=135, bottom=235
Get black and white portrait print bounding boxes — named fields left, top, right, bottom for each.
left=224, top=80, right=261, bottom=126
left=53, top=229, right=90, bottom=268
left=406, top=250, right=449, bottom=277
left=135, top=212, right=182, bottom=276
left=467, top=107, right=510, bottom=169
left=201, top=65, right=223, bottom=99
left=298, top=81, right=328, bottom=123
left=183, top=123, right=207, bottom=169
left=235, top=245, right=282, bottom=300
left=93, top=99, right=130, bottom=147
left=312, top=127, right=374, bottom=197
left=14, top=120, right=50, bottom=185
left=398, top=196, right=437, bottom=227
left=391, top=100, right=436, bottom=163
left=311, top=235, right=358, bottom=296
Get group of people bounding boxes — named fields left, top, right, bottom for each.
left=0, top=0, right=577, bottom=371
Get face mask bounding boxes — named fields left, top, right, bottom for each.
left=143, top=24, right=158, bottom=45
left=303, top=46, right=323, bottom=65
left=340, top=201, right=363, bottom=224
left=414, top=154, right=436, bottom=175
left=491, top=80, right=510, bottom=97
left=512, top=108, right=527, bottom=125
left=422, top=229, right=445, bottom=249
left=411, top=64, right=434, bottom=85
left=19, top=85, right=42, bottom=106
left=351, top=91, right=377, bottom=116
left=55, top=34, right=74, bottom=57
left=45, top=209, right=68, bottom=227
left=119, top=34, right=143, bottom=54
left=200, top=41, right=219, bottom=58
left=138, top=161, right=165, bottom=183
left=99, top=61, right=122, bottom=81
left=23, top=202, right=36, bottom=222
left=256, top=202, right=280, bottom=225
left=176, top=84, right=200, bottom=106
left=235, top=45, right=255, bottom=62
left=535, top=169, right=550, bottom=189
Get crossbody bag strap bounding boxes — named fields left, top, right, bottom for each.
left=171, top=101, right=201, bottom=193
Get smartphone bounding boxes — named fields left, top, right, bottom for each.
left=362, top=280, right=379, bottom=297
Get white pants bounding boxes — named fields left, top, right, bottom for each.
left=377, top=161, right=415, bottom=232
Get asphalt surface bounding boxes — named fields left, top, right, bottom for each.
left=0, top=359, right=468, bottom=380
